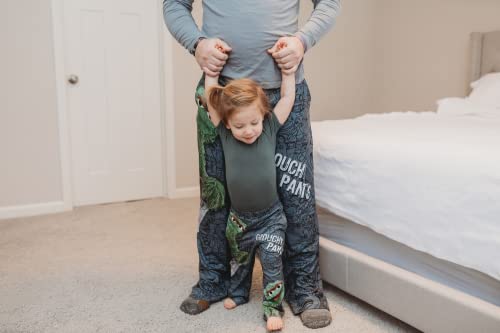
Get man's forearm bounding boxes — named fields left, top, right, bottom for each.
left=295, top=0, right=341, bottom=51
left=163, top=0, right=206, bottom=52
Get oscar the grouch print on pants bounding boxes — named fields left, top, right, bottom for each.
left=263, top=280, right=285, bottom=319
left=225, top=213, right=249, bottom=264
left=195, top=86, right=225, bottom=210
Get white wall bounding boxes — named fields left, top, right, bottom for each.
left=304, top=0, right=380, bottom=120
left=373, top=0, right=500, bottom=114
left=168, top=2, right=203, bottom=189
left=1, top=0, right=62, bottom=207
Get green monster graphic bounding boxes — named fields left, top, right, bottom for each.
left=226, top=213, right=249, bottom=264
left=263, top=280, right=285, bottom=319
left=196, top=86, right=225, bottom=210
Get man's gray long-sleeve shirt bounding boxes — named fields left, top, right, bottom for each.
left=163, top=0, right=341, bottom=89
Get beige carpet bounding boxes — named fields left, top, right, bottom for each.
left=0, top=198, right=419, bottom=333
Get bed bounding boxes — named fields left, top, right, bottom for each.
left=313, top=30, right=500, bottom=333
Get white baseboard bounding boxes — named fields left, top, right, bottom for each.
left=0, top=201, right=71, bottom=220
left=1, top=187, right=199, bottom=220
left=171, top=186, right=200, bottom=199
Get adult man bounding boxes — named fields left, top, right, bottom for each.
left=163, top=0, right=341, bottom=328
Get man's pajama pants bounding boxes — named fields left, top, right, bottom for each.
left=190, top=76, right=328, bottom=315
left=226, top=201, right=286, bottom=319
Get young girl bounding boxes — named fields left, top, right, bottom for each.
left=202, top=47, right=295, bottom=332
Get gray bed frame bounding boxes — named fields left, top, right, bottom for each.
left=319, top=30, right=500, bottom=333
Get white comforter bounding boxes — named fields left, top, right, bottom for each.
left=312, top=100, right=500, bottom=280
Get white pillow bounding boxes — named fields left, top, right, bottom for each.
left=468, top=72, right=500, bottom=107
left=437, top=97, right=467, bottom=114
left=437, top=97, right=499, bottom=117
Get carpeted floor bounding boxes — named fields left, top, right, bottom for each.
left=0, top=198, right=419, bottom=332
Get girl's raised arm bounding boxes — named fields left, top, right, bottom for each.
left=273, top=71, right=296, bottom=125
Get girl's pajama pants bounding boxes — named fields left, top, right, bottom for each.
left=226, top=200, right=287, bottom=319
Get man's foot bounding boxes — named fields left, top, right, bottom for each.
left=267, top=316, right=283, bottom=332
left=179, top=297, right=210, bottom=315
left=223, top=298, right=237, bottom=309
left=300, top=308, right=332, bottom=329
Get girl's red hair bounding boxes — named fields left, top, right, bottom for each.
left=207, top=78, right=270, bottom=125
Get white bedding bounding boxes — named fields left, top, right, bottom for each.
left=312, top=102, right=500, bottom=280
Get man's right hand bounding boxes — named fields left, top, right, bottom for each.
left=195, top=38, right=232, bottom=77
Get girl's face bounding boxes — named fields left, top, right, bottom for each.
left=226, top=102, right=264, bottom=144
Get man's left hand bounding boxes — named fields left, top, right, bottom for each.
left=268, top=36, right=305, bottom=74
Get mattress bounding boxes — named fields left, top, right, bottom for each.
left=311, top=108, right=500, bottom=280
left=317, top=208, right=500, bottom=306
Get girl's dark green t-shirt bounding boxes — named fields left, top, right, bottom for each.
left=217, top=112, right=282, bottom=212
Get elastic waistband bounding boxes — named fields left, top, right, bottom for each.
left=231, top=200, right=283, bottom=221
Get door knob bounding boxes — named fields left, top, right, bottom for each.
left=68, top=74, right=79, bottom=85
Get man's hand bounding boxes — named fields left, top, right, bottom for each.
left=268, top=36, right=305, bottom=75
left=195, top=38, right=232, bottom=77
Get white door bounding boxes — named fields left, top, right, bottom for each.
left=64, top=0, right=163, bottom=206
